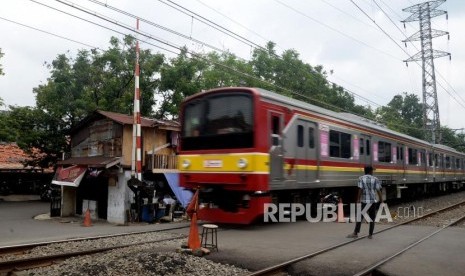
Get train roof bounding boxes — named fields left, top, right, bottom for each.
left=255, top=87, right=463, bottom=154
left=184, top=87, right=464, bottom=155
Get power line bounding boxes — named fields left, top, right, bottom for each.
left=89, top=0, right=387, bottom=110
left=193, top=0, right=274, bottom=48
left=158, top=0, right=390, bottom=108
left=351, top=0, right=465, bottom=113
left=350, top=0, right=409, bottom=57
left=371, top=0, right=465, bottom=108
left=273, top=0, right=400, bottom=60
left=23, top=0, right=428, bottom=133
left=0, top=15, right=100, bottom=50
left=319, top=0, right=380, bottom=33
left=154, top=0, right=264, bottom=51
left=29, top=0, right=179, bottom=55
left=50, top=0, right=389, bottom=123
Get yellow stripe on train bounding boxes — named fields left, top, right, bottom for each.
left=178, top=153, right=269, bottom=173
left=179, top=154, right=465, bottom=176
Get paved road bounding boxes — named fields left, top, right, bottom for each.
left=0, top=200, right=189, bottom=246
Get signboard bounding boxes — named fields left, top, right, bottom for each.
left=52, top=165, right=87, bottom=187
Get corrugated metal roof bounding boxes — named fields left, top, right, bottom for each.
left=57, top=156, right=121, bottom=168
left=96, top=110, right=180, bottom=129
left=96, top=110, right=154, bottom=127
left=71, top=110, right=180, bottom=134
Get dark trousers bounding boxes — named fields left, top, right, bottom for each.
left=354, top=203, right=377, bottom=235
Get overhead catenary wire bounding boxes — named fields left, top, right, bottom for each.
left=0, top=15, right=100, bottom=50
left=41, top=0, right=385, bottom=124
left=71, top=1, right=432, bottom=131
left=22, top=0, right=427, bottom=133
left=86, top=0, right=387, bottom=110
left=273, top=0, right=400, bottom=60
left=158, top=0, right=389, bottom=108
left=193, top=0, right=276, bottom=49
left=29, top=0, right=179, bottom=55
left=350, top=0, right=465, bottom=111
left=371, top=0, right=465, bottom=108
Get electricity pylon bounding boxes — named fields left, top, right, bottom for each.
left=402, top=0, right=450, bottom=144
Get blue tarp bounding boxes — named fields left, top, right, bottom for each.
left=164, top=173, right=193, bottom=208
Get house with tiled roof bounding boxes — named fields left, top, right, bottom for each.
left=53, top=110, right=181, bottom=224
left=0, top=143, right=53, bottom=195
left=0, top=142, right=30, bottom=169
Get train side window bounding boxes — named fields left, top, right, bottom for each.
left=408, top=148, right=418, bottom=165
left=445, top=156, right=451, bottom=169
left=308, top=127, right=315, bottom=149
left=399, top=146, right=403, bottom=160
left=329, top=130, right=351, bottom=158
left=428, top=153, right=433, bottom=167
left=360, top=138, right=364, bottom=155
left=458, top=158, right=462, bottom=169
left=297, top=125, right=304, bottom=147
left=378, top=141, right=392, bottom=163
left=366, top=140, right=371, bottom=156
left=271, top=115, right=280, bottom=135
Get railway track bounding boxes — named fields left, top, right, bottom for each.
left=247, top=200, right=465, bottom=276
left=0, top=225, right=190, bottom=275
left=0, top=224, right=189, bottom=256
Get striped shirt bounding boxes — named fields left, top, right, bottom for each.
left=358, top=174, right=381, bottom=203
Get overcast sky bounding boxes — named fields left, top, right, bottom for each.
left=1, top=0, right=464, bottom=130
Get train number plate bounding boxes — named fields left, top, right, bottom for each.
left=204, top=160, right=223, bottom=168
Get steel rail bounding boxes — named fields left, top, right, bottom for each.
left=353, top=213, right=465, bottom=276
left=0, top=224, right=191, bottom=256
left=0, top=235, right=186, bottom=274
left=247, top=199, right=465, bottom=276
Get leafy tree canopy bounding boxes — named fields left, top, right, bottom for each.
left=376, top=92, right=424, bottom=139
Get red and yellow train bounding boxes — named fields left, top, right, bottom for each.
left=178, top=87, right=465, bottom=224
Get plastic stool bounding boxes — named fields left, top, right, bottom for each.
left=201, top=224, right=218, bottom=251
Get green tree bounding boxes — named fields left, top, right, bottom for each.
left=440, top=127, right=465, bottom=152
left=34, top=36, right=165, bottom=127
left=376, top=93, right=424, bottom=139
left=22, top=36, right=164, bottom=166
left=0, top=106, right=64, bottom=167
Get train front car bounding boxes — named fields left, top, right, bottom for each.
left=178, top=87, right=270, bottom=224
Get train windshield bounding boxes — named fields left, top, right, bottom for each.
left=181, top=92, right=254, bottom=150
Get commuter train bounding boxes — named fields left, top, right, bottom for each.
left=178, top=87, right=465, bottom=224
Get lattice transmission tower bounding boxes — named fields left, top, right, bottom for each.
left=402, top=0, right=450, bottom=144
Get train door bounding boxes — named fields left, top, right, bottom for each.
left=397, top=144, right=406, bottom=179
left=269, top=112, right=284, bottom=181
left=295, top=119, right=317, bottom=183
left=359, top=135, right=372, bottom=166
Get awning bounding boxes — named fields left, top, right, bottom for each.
left=52, top=165, right=87, bottom=187
left=164, top=173, right=193, bottom=208
left=57, top=157, right=121, bottom=168
left=53, top=157, right=121, bottom=187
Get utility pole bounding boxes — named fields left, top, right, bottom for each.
left=402, top=0, right=450, bottom=144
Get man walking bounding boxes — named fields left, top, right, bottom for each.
left=347, top=165, right=383, bottom=239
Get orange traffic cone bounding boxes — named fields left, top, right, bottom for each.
left=337, top=198, right=345, bottom=223
left=83, top=209, right=92, bottom=227
left=187, top=190, right=201, bottom=250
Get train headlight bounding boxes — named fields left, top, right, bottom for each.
left=237, top=158, right=248, bottom=169
left=182, top=159, right=191, bottom=169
